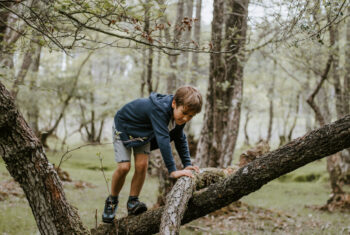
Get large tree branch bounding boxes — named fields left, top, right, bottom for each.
left=92, top=115, right=350, bottom=234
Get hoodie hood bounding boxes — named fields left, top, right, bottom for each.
left=149, top=92, right=173, bottom=114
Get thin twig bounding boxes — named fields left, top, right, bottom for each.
left=57, top=142, right=112, bottom=169
left=97, top=152, right=110, bottom=196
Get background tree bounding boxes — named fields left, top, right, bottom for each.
left=196, top=0, right=249, bottom=168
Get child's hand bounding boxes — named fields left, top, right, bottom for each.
left=184, top=165, right=199, bottom=173
left=170, top=169, right=194, bottom=179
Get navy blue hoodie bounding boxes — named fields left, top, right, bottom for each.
left=114, top=92, right=192, bottom=173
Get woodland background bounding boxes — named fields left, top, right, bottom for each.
left=1, top=0, right=350, bottom=234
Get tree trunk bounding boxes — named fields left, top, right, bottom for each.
left=0, top=81, right=89, bottom=235
left=196, top=0, right=249, bottom=168
left=179, top=0, right=194, bottom=75
left=154, top=30, right=161, bottom=92
left=243, top=109, right=250, bottom=146
left=287, top=94, right=300, bottom=142
left=0, top=11, right=23, bottom=68
left=0, top=2, right=14, bottom=48
left=191, top=0, right=202, bottom=85
left=195, top=0, right=225, bottom=168
left=147, top=46, right=153, bottom=95
left=166, top=0, right=184, bottom=93
left=267, top=61, right=275, bottom=142
left=303, top=71, right=314, bottom=132
left=345, top=6, right=350, bottom=115
left=27, top=43, right=42, bottom=136
left=11, top=31, right=40, bottom=99
left=140, top=48, right=146, bottom=97
left=218, top=0, right=249, bottom=167
left=142, top=0, right=153, bottom=95
left=327, top=8, right=350, bottom=203
left=92, top=115, right=350, bottom=235
left=329, top=14, right=343, bottom=117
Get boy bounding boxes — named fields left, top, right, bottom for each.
left=102, top=86, right=202, bottom=223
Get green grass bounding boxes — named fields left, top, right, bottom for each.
left=1, top=146, right=349, bottom=234
left=0, top=146, right=160, bottom=234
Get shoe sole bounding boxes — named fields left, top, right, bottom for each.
left=102, top=217, right=114, bottom=223
left=128, top=205, right=147, bottom=216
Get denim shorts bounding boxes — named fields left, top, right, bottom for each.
left=112, top=125, right=151, bottom=162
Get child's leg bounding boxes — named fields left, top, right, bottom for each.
left=111, top=124, right=132, bottom=196
left=129, top=153, right=149, bottom=196
left=111, top=162, right=131, bottom=196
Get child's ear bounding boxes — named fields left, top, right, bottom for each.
left=172, top=99, right=176, bottom=109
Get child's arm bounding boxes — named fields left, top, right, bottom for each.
left=149, top=110, right=178, bottom=174
left=170, top=126, right=195, bottom=168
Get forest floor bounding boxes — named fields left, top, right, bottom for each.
left=1, top=144, right=350, bottom=235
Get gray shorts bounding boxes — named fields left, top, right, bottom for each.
left=112, top=125, right=151, bottom=163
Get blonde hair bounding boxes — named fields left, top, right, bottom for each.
left=174, top=86, right=202, bottom=114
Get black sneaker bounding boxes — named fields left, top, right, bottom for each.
left=127, top=197, right=147, bottom=216
left=102, top=196, right=118, bottom=223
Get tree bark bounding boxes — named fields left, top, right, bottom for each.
left=159, top=167, right=238, bottom=235
left=27, top=43, right=42, bottom=136
left=267, top=61, right=276, bottom=142
left=191, top=0, right=202, bottom=85
left=92, top=114, right=350, bottom=235
left=287, top=94, right=300, bottom=142
left=325, top=4, right=350, bottom=204
left=159, top=176, right=195, bottom=235
left=179, top=0, right=194, bottom=74
left=142, top=0, right=153, bottom=95
left=0, top=11, right=23, bottom=68
left=147, top=46, right=153, bottom=95
left=166, top=0, right=184, bottom=93
left=196, top=0, right=249, bottom=168
left=243, top=109, right=250, bottom=146
left=0, top=81, right=89, bottom=235
left=11, top=31, right=40, bottom=99
left=220, top=0, right=249, bottom=167
left=140, top=48, right=146, bottom=97
left=0, top=2, right=14, bottom=47
left=345, top=6, right=350, bottom=115
left=329, top=12, right=343, bottom=117
left=195, top=0, right=225, bottom=168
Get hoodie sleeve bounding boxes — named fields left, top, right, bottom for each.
left=149, top=108, right=177, bottom=174
left=170, top=125, right=192, bottom=168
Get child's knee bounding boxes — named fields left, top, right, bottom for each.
left=135, top=158, right=148, bottom=172
left=117, top=162, right=131, bottom=174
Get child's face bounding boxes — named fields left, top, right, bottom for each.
left=172, top=100, right=196, bottom=125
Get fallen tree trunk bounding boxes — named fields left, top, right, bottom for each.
left=92, top=115, right=350, bottom=235
left=160, top=175, right=195, bottom=235
left=159, top=167, right=238, bottom=235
